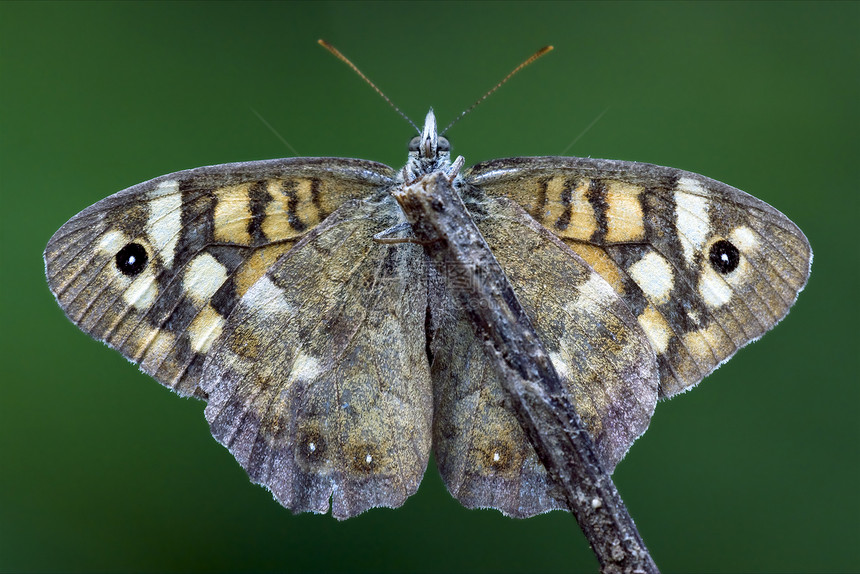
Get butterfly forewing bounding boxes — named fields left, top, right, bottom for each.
left=467, top=157, right=812, bottom=397
left=44, top=158, right=395, bottom=397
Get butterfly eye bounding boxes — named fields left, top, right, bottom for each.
left=437, top=137, right=451, bottom=152
left=115, top=242, right=149, bottom=276
left=708, top=239, right=740, bottom=274
left=407, top=136, right=420, bottom=152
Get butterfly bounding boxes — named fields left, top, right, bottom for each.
left=44, top=107, right=811, bottom=520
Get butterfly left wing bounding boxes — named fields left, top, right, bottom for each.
left=44, top=158, right=395, bottom=398
left=467, top=157, right=812, bottom=398
left=200, top=195, right=432, bottom=519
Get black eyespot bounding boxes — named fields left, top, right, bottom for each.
left=115, top=242, right=148, bottom=276
left=708, top=239, right=740, bottom=274
left=408, top=136, right=420, bottom=152
left=437, top=136, right=450, bottom=152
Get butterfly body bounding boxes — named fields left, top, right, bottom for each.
left=45, top=110, right=811, bottom=519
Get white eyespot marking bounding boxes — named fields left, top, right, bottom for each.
left=188, top=305, right=225, bottom=353
left=591, top=497, right=603, bottom=509
left=730, top=226, right=758, bottom=252
left=308, top=442, right=316, bottom=453
left=629, top=251, right=674, bottom=304
left=699, top=266, right=733, bottom=308
left=97, top=229, right=130, bottom=256
left=123, top=267, right=158, bottom=309
left=365, top=454, right=373, bottom=464
left=675, top=178, right=711, bottom=264
left=243, top=276, right=295, bottom=316
left=184, top=253, right=228, bottom=305
left=147, top=180, right=182, bottom=269
left=637, top=305, right=672, bottom=354
left=493, top=452, right=501, bottom=463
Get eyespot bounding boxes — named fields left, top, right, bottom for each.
left=708, top=239, right=740, bottom=274
left=437, top=136, right=450, bottom=152
left=115, top=243, right=148, bottom=276
left=407, top=136, right=420, bottom=152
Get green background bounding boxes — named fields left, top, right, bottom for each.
left=2, top=1, right=857, bottom=572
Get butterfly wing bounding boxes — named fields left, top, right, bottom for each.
left=429, top=195, right=659, bottom=517
left=44, top=158, right=394, bottom=398
left=200, top=196, right=432, bottom=519
left=467, top=157, right=812, bottom=397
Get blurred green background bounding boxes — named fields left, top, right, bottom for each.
left=1, top=1, right=857, bottom=572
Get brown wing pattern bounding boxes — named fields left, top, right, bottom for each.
left=200, top=196, right=432, bottom=519
left=44, top=158, right=395, bottom=398
left=467, top=157, right=812, bottom=397
left=429, top=195, right=658, bottom=517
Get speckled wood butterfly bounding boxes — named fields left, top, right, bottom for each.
left=45, top=82, right=811, bottom=520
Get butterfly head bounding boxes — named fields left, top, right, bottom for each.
left=404, top=109, right=459, bottom=182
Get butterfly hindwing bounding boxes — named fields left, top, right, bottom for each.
left=200, top=196, right=432, bottom=519
left=429, top=194, right=659, bottom=517
left=467, top=157, right=812, bottom=397
left=44, top=158, right=395, bottom=397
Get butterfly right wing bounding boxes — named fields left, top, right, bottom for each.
left=44, top=158, right=394, bottom=398
left=429, top=195, right=658, bottom=517
left=468, top=157, right=812, bottom=398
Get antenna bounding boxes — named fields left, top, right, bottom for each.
left=442, top=45, right=554, bottom=135
left=318, top=39, right=419, bottom=132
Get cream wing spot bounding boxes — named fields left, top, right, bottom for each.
left=698, top=266, right=733, bottom=308
left=123, top=267, right=158, bottom=309
left=637, top=305, right=672, bottom=354
left=290, top=352, right=322, bottom=382
left=147, top=180, right=182, bottom=269
left=184, top=253, right=228, bottom=305
left=628, top=251, right=674, bottom=304
left=97, top=229, right=130, bottom=256
left=571, top=273, right=617, bottom=315
left=243, top=276, right=295, bottom=316
left=605, top=181, right=645, bottom=243
left=188, top=304, right=226, bottom=353
left=214, top=184, right=253, bottom=245
left=675, top=178, right=711, bottom=264
left=730, top=225, right=759, bottom=252
left=682, top=322, right=726, bottom=367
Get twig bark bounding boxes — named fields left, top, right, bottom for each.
left=394, top=171, right=659, bottom=574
